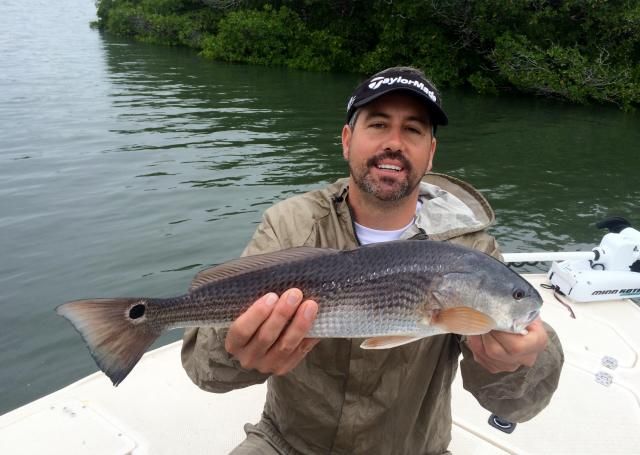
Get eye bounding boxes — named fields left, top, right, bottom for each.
left=512, top=289, right=525, bottom=300
left=405, top=125, right=424, bottom=135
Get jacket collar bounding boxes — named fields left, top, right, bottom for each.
left=328, top=173, right=496, bottom=242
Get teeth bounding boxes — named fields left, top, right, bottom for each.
left=377, top=164, right=401, bottom=171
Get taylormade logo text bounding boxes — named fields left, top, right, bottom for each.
left=368, top=76, right=437, bottom=103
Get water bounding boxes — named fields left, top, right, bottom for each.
left=1, top=1, right=638, bottom=414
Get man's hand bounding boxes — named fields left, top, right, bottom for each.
left=224, top=288, right=320, bottom=376
left=466, top=318, right=548, bottom=374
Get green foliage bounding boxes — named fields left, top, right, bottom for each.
left=201, top=5, right=349, bottom=71
left=179, top=9, right=221, bottom=47
left=423, top=0, right=640, bottom=108
left=493, top=33, right=640, bottom=109
left=138, top=0, right=195, bottom=15
left=201, top=6, right=304, bottom=66
left=95, top=0, right=221, bottom=47
left=101, top=3, right=147, bottom=37
left=95, top=0, right=114, bottom=25
left=357, top=25, right=463, bottom=87
left=468, top=72, right=498, bottom=95
left=289, top=30, right=349, bottom=72
left=93, top=0, right=640, bottom=109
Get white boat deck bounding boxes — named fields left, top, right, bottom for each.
left=1, top=274, right=639, bottom=454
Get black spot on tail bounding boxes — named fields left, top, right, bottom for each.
left=129, top=303, right=145, bottom=319
left=56, top=298, right=161, bottom=386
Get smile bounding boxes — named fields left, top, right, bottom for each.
left=377, top=164, right=402, bottom=171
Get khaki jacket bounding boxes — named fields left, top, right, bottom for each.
left=181, top=173, right=564, bottom=455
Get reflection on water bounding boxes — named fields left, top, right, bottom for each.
left=101, top=38, right=349, bottom=191
left=1, top=0, right=639, bottom=415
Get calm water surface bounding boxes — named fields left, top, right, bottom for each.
left=1, top=0, right=639, bottom=414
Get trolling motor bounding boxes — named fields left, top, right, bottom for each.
left=548, top=217, right=640, bottom=302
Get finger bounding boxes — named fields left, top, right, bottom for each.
left=244, top=288, right=304, bottom=358
left=477, top=334, right=509, bottom=366
left=465, top=335, right=483, bottom=355
left=300, top=337, right=321, bottom=354
left=255, top=300, right=317, bottom=372
left=466, top=334, right=507, bottom=361
left=466, top=335, right=521, bottom=373
left=481, top=332, right=538, bottom=369
left=492, top=333, right=541, bottom=368
left=274, top=300, right=318, bottom=354
left=480, top=331, right=511, bottom=360
left=523, top=318, right=548, bottom=352
left=465, top=335, right=493, bottom=367
left=271, top=338, right=320, bottom=376
left=490, top=319, right=547, bottom=359
left=469, top=343, right=520, bottom=373
left=487, top=330, right=543, bottom=371
left=225, top=292, right=278, bottom=353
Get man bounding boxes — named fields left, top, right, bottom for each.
left=181, top=66, right=563, bottom=454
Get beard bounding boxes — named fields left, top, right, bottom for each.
left=348, top=149, right=421, bottom=202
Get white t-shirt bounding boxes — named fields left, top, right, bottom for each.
left=354, top=201, right=422, bottom=245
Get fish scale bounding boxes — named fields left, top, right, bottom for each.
left=57, top=240, right=542, bottom=385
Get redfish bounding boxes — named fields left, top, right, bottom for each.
left=57, top=240, right=541, bottom=385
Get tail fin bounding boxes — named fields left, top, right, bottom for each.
left=56, top=298, right=161, bottom=386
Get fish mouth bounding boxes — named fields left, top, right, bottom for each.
left=511, top=309, right=540, bottom=333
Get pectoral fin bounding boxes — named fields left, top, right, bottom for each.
left=360, top=335, right=424, bottom=350
left=432, top=307, right=496, bottom=335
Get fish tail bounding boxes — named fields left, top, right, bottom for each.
left=56, top=298, right=161, bottom=386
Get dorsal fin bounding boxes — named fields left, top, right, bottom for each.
left=189, top=247, right=337, bottom=291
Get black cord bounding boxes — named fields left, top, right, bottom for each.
left=541, top=283, right=576, bottom=319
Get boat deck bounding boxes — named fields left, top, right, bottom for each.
left=1, top=274, right=639, bottom=454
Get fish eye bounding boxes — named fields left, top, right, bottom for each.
left=512, top=289, right=525, bottom=300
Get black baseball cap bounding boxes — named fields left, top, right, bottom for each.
left=346, top=68, right=448, bottom=127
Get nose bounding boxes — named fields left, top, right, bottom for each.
left=382, top=125, right=403, bottom=151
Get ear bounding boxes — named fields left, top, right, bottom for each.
left=426, top=136, right=437, bottom=172
left=341, top=124, right=352, bottom=160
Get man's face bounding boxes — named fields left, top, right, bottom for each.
left=342, top=92, right=437, bottom=202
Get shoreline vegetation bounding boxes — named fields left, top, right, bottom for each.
left=95, top=0, right=639, bottom=110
